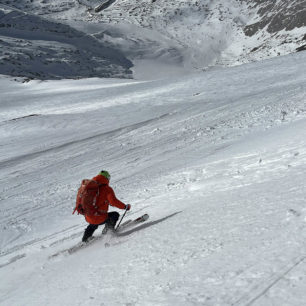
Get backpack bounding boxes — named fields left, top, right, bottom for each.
left=73, top=179, right=106, bottom=216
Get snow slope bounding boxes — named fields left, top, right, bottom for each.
left=1, top=50, right=306, bottom=305
left=1, top=0, right=305, bottom=79
left=89, top=0, right=306, bottom=69
left=0, top=4, right=132, bottom=79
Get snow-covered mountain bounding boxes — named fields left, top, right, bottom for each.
left=0, top=3, right=132, bottom=79
left=1, top=0, right=305, bottom=79
left=1, top=48, right=306, bottom=306
left=88, top=0, right=306, bottom=69
left=242, top=0, right=306, bottom=60
left=1, top=1, right=306, bottom=305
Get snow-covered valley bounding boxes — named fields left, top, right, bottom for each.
left=1, top=49, right=306, bottom=305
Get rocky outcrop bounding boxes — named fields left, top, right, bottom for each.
left=244, top=0, right=306, bottom=36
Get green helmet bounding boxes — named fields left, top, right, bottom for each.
left=99, top=170, right=111, bottom=180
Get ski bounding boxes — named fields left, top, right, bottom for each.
left=49, top=214, right=149, bottom=258
left=49, top=235, right=103, bottom=258
left=116, top=213, right=149, bottom=232
left=67, top=235, right=103, bottom=254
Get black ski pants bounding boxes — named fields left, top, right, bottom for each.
left=82, top=211, right=119, bottom=242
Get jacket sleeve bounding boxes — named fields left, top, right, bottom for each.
left=107, top=187, right=126, bottom=210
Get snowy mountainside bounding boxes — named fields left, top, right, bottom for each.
left=0, top=4, right=132, bottom=79
left=89, top=0, right=250, bottom=69
left=1, top=51, right=306, bottom=305
left=1, top=0, right=306, bottom=79
left=93, top=0, right=306, bottom=68
left=241, top=0, right=306, bottom=61
left=245, top=0, right=306, bottom=35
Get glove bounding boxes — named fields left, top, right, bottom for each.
left=125, top=204, right=131, bottom=211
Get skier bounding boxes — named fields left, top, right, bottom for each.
left=81, top=170, right=131, bottom=242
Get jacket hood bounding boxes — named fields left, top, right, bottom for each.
left=93, top=175, right=110, bottom=185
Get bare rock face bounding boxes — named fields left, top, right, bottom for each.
left=244, top=0, right=306, bottom=36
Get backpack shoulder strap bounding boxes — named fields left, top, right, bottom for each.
left=95, top=183, right=107, bottom=197
left=91, top=180, right=106, bottom=187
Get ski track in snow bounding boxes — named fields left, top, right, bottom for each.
left=0, top=51, right=306, bottom=305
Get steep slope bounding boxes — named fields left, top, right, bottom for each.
left=245, top=0, right=306, bottom=34
left=1, top=0, right=305, bottom=79
left=235, top=0, right=306, bottom=63
left=92, top=0, right=247, bottom=69
left=0, top=51, right=306, bottom=305
left=0, top=5, right=132, bottom=79
left=92, top=0, right=306, bottom=68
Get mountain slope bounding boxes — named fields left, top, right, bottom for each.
left=1, top=0, right=305, bottom=79
left=0, top=5, right=132, bottom=79
left=0, top=51, right=306, bottom=305
left=93, top=0, right=306, bottom=68
left=240, top=0, right=306, bottom=62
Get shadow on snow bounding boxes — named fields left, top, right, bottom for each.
left=117, top=211, right=182, bottom=237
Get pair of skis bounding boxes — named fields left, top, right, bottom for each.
left=70, top=213, right=149, bottom=253
left=50, top=214, right=149, bottom=257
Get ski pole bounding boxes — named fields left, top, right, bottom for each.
left=116, top=207, right=128, bottom=230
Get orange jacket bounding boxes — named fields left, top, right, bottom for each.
left=85, top=175, right=126, bottom=225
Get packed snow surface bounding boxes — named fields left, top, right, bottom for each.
left=1, top=50, right=306, bottom=305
